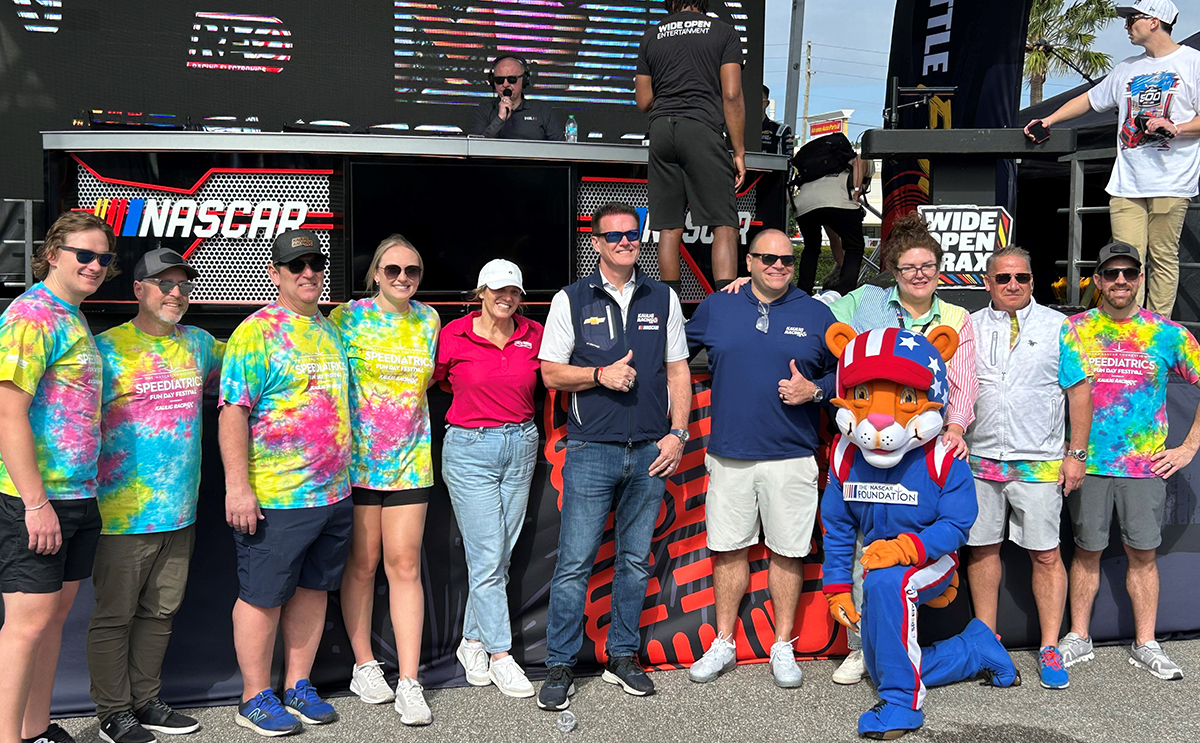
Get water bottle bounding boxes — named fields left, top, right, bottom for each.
left=565, top=115, right=578, bottom=143
left=556, top=710, right=577, bottom=733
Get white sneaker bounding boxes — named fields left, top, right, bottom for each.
left=394, top=677, right=432, bottom=726
left=488, top=655, right=536, bottom=698
left=349, top=660, right=395, bottom=704
left=832, top=649, right=867, bottom=685
left=688, top=633, right=736, bottom=683
left=456, top=638, right=490, bottom=686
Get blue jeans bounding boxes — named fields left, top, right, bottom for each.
left=545, top=440, right=666, bottom=667
left=442, top=421, right=539, bottom=654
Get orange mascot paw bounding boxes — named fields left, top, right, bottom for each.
left=924, top=571, right=959, bottom=609
left=860, top=534, right=921, bottom=570
left=826, top=592, right=860, bottom=631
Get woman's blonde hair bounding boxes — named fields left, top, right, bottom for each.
left=363, top=234, right=422, bottom=291
left=34, top=212, right=120, bottom=281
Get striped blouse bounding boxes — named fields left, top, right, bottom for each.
left=829, top=285, right=978, bottom=431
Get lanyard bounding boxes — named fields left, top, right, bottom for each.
left=895, top=306, right=934, bottom=336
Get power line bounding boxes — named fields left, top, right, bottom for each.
left=809, top=95, right=885, bottom=106
left=811, top=42, right=890, bottom=56
left=810, top=56, right=889, bottom=69
left=812, top=69, right=887, bottom=82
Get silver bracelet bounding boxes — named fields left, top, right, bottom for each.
left=25, top=500, right=49, bottom=511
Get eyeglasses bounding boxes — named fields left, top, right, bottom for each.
left=59, top=245, right=115, bottom=267
left=756, top=301, right=769, bottom=334
left=749, top=252, right=796, bottom=268
left=1099, top=266, right=1140, bottom=282
left=1125, top=13, right=1152, bottom=26
left=381, top=263, right=422, bottom=282
left=601, top=230, right=641, bottom=245
left=141, top=278, right=195, bottom=296
left=896, top=263, right=938, bottom=279
left=493, top=75, right=522, bottom=85
left=992, top=273, right=1031, bottom=286
left=278, top=255, right=327, bottom=274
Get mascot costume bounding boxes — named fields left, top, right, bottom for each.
left=820, top=323, right=1020, bottom=740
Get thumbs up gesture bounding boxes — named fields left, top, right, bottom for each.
left=778, top=359, right=819, bottom=406
left=599, top=349, right=637, bottom=392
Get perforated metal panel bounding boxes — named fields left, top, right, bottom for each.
left=76, top=167, right=335, bottom=303
left=576, top=179, right=757, bottom=301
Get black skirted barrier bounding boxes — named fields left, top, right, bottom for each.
left=32, top=377, right=1200, bottom=715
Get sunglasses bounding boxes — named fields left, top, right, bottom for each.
left=991, top=273, right=1031, bottom=286
left=59, top=245, right=115, bottom=268
left=756, top=301, right=770, bottom=334
left=141, top=278, right=195, bottom=296
left=1125, top=13, right=1152, bottom=26
left=601, top=230, right=641, bottom=244
left=278, top=255, right=327, bottom=274
left=749, top=252, right=795, bottom=268
left=1098, top=266, right=1140, bottom=282
left=493, top=75, right=522, bottom=85
left=381, top=263, right=422, bottom=282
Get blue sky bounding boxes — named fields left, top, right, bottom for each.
left=761, top=0, right=1200, bottom=141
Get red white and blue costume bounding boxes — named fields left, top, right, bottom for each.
left=820, top=327, right=1019, bottom=738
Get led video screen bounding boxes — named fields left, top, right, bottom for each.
left=0, top=0, right=764, bottom=200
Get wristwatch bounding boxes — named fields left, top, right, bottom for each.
left=670, top=428, right=689, bottom=444
left=1066, top=449, right=1087, bottom=462
left=811, top=387, right=825, bottom=404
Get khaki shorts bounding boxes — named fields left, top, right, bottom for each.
left=967, top=478, right=1063, bottom=551
left=704, top=453, right=819, bottom=558
left=1067, top=474, right=1165, bottom=552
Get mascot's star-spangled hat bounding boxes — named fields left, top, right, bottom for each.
left=835, top=327, right=949, bottom=406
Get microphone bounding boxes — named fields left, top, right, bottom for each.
left=502, top=88, right=513, bottom=99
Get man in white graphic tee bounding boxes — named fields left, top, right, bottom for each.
left=1026, top=0, right=1200, bottom=317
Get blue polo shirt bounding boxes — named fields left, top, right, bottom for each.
left=687, top=285, right=837, bottom=460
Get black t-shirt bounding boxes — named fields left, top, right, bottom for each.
left=636, top=11, right=744, bottom=134
left=469, top=98, right=565, bottom=141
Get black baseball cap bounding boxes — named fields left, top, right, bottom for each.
left=271, top=229, right=321, bottom=264
left=133, top=248, right=198, bottom=281
left=1095, top=240, right=1143, bottom=271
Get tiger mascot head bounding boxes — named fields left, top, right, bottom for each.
left=824, top=322, right=959, bottom=469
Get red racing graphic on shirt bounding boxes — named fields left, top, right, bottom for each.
left=1120, top=70, right=1181, bottom=149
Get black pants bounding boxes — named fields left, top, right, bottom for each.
left=797, top=206, right=865, bottom=296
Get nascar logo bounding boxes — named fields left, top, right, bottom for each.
left=90, top=198, right=308, bottom=240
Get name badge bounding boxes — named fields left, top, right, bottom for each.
left=842, top=482, right=919, bottom=506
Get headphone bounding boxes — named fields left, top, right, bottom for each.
left=485, top=55, right=533, bottom=89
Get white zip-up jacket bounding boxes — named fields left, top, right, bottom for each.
left=966, top=299, right=1071, bottom=462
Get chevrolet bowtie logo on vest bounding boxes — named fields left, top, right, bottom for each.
left=90, top=198, right=309, bottom=240
left=583, top=316, right=606, bottom=325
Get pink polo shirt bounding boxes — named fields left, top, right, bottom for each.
left=434, top=312, right=544, bottom=428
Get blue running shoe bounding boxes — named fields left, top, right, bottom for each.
left=857, top=701, right=924, bottom=739
left=284, top=679, right=340, bottom=724
left=236, top=689, right=302, bottom=737
left=1038, top=646, right=1069, bottom=689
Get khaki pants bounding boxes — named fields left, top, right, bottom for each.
left=87, top=526, right=195, bottom=720
left=1109, top=196, right=1190, bottom=316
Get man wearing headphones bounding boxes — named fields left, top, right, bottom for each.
left=470, top=56, right=566, bottom=141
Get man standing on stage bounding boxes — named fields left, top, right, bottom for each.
left=220, top=230, right=352, bottom=736
left=684, top=229, right=836, bottom=688
left=963, top=246, right=1092, bottom=691
left=1058, top=240, right=1200, bottom=680
left=1026, top=0, right=1200, bottom=316
left=0, top=212, right=111, bottom=743
left=88, top=249, right=222, bottom=743
left=536, top=202, right=690, bottom=711
left=470, top=56, right=565, bottom=141
left=636, top=0, right=746, bottom=292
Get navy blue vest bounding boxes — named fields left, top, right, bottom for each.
left=564, top=268, right=671, bottom=443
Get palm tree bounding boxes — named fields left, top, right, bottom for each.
left=1025, top=0, right=1116, bottom=105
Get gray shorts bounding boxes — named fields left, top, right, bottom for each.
left=1067, top=474, right=1165, bottom=552
left=967, top=478, right=1063, bottom=551
left=704, top=453, right=819, bottom=558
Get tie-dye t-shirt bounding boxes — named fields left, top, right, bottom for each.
left=329, top=298, right=438, bottom=491
left=1064, top=308, right=1200, bottom=477
left=220, top=304, right=351, bottom=508
left=0, top=283, right=101, bottom=501
left=969, top=457, right=1062, bottom=483
left=95, top=323, right=224, bottom=534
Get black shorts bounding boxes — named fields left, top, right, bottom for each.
left=648, top=115, right=738, bottom=230
left=232, top=497, right=354, bottom=608
left=351, top=486, right=432, bottom=507
left=0, top=495, right=102, bottom=594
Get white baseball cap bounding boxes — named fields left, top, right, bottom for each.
left=1117, top=0, right=1179, bottom=24
left=477, top=259, right=525, bottom=293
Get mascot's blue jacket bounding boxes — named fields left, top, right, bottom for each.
left=820, top=435, right=978, bottom=594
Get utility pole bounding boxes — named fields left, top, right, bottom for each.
left=801, top=41, right=812, bottom=142
left=782, top=0, right=806, bottom=150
